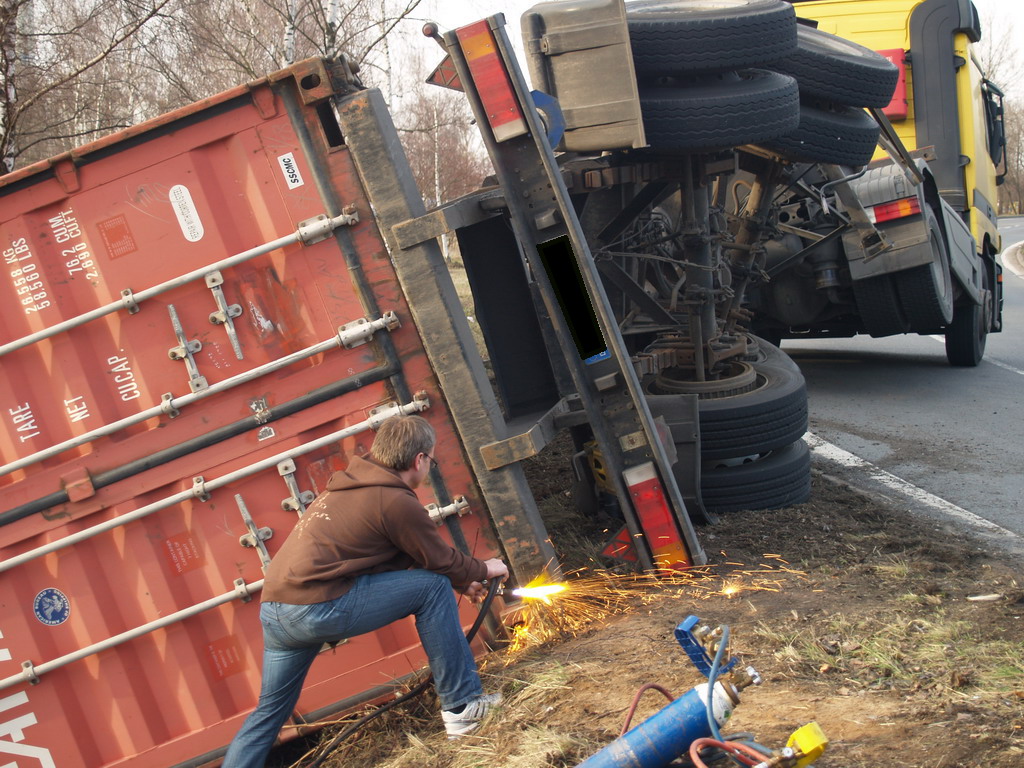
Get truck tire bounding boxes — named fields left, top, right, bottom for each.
left=640, top=70, right=799, bottom=151
left=772, top=24, right=899, bottom=107
left=697, top=341, right=808, bottom=459
left=627, top=0, right=797, bottom=75
left=646, top=337, right=808, bottom=460
left=700, top=439, right=811, bottom=513
left=763, top=100, right=880, bottom=167
left=852, top=274, right=909, bottom=337
left=945, top=268, right=991, bottom=366
left=894, top=210, right=954, bottom=330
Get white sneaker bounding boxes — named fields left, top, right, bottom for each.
left=442, top=692, right=502, bottom=738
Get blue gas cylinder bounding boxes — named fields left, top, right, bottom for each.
left=575, top=681, right=736, bottom=768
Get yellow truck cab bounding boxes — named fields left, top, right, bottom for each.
left=791, top=0, right=1006, bottom=350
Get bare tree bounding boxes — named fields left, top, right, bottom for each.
left=396, top=77, right=492, bottom=258
left=0, top=0, right=21, bottom=170
left=975, top=17, right=1021, bottom=215
left=147, top=0, right=422, bottom=104
left=1, top=0, right=425, bottom=172
left=1, top=0, right=175, bottom=171
left=999, top=98, right=1023, bottom=214
left=401, top=90, right=490, bottom=205
left=979, top=17, right=1022, bottom=98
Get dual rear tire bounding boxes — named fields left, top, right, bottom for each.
left=646, top=337, right=811, bottom=514
left=854, top=209, right=954, bottom=337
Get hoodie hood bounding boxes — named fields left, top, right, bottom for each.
left=326, top=454, right=409, bottom=493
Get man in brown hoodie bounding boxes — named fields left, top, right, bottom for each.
left=223, top=415, right=508, bottom=766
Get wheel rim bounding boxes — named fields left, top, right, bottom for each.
left=648, top=361, right=759, bottom=397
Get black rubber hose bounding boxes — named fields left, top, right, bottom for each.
left=304, top=578, right=504, bottom=768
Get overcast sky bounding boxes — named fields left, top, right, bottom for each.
left=973, top=0, right=1023, bottom=26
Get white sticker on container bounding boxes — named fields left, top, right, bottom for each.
left=277, top=153, right=305, bottom=190
left=170, top=184, right=205, bottom=242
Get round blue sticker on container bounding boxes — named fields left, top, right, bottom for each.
left=34, top=588, right=70, bottom=626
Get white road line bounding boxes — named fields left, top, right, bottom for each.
left=804, top=432, right=1024, bottom=543
left=926, top=335, right=1024, bottom=376
left=984, top=357, right=1024, bottom=376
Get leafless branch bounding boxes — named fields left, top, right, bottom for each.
left=355, top=0, right=422, bottom=66
left=12, top=0, right=175, bottom=120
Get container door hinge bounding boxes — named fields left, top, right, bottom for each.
left=250, top=397, right=275, bottom=441
left=233, top=578, right=256, bottom=603
left=236, top=494, right=273, bottom=572
left=205, top=270, right=244, bottom=360
left=298, top=207, right=359, bottom=245
left=368, top=393, right=430, bottom=428
left=278, top=459, right=315, bottom=515
left=427, top=496, right=471, bottom=525
left=338, top=310, right=401, bottom=348
left=54, top=158, right=80, bottom=194
left=62, top=466, right=95, bottom=502
left=121, top=288, right=140, bottom=314
left=160, top=392, right=180, bottom=418
left=191, top=475, right=210, bottom=501
left=250, top=85, right=278, bottom=119
left=167, top=304, right=209, bottom=392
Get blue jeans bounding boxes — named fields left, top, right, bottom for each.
left=222, top=570, right=483, bottom=767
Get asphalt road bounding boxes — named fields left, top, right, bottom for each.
left=783, top=216, right=1024, bottom=548
left=997, top=215, right=1024, bottom=246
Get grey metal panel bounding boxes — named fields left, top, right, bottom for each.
left=909, top=0, right=980, bottom=209
left=522, top=0, right=646, bottom=152
left=938, top=198, right=982, bottom=301
left=846, top=220, right=934, bottom=280
left=456, top=215, right=562, bottom=418
left=847, top=161, right=924, bottom=208
left=972, top=187, right=998, bottom=231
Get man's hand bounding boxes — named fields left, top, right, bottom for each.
left=483, top=558, right=508, bottom=580
left=461, top=559, right=507, bottom=602
left=462, top=581, right=487, bottom=603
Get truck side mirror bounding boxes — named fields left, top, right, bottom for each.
left=982, top=79, right=1006, bottom=180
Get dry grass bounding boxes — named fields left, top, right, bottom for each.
left=274, top=469, right=1024, bottom=768
left=443, top=256, right=490, bottom=363
left=286, top=560, right=817, bottom=768
left=753, top=603, right=1024, bottom=700
left=295, top=659, right=601, bottom=768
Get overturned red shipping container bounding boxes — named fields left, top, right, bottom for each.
left=0, top=58, right=515, bottom=767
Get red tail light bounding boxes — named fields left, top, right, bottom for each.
left=623, top=462, right=691, bottom=571
left=868, top=195, right=921, bottom=224
left=455, top=20, right=528, bottom=142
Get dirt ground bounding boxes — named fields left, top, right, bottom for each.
left=279, top=449, right=1024, bottom=768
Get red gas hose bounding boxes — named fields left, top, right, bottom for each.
left=689, top=737, right=768, bottom=768
left=619, top=683, right=677, bottom=736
